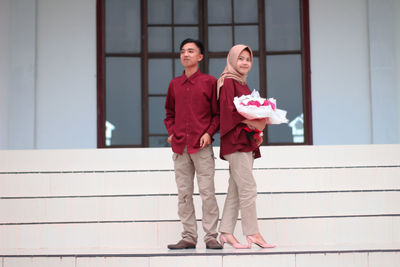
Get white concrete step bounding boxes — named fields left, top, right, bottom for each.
left=1, top=216, right=399, bottom=249
left=1, top=167, right=399, bottom=197
left=1, top=191, right=399, bottom=223
left=1, top=145, right=399, bottom=172
left=1, top=245, right=400, bottom=267
left=1, top=145, right=399, bottom=264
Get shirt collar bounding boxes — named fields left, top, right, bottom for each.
left=180, top=69, right=201, bottom=85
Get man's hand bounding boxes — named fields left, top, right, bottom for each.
left=199, top=133, right=212, bottom=149
left=167, top=134, right=173, bottom=144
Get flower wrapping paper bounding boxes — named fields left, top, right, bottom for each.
left=233, top=90, right=289, bottom=124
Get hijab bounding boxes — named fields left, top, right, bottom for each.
left=217, top=44, right=253, bottom=99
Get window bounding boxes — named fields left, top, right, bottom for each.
left=97, top=0, right=312, bottom=147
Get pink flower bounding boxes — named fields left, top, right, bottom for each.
left=248, top=100, right=261, bottom=107
left=263, top=100, right=276, bottom=110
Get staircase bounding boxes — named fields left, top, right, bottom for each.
left=1, top=145, right=399, bottom=266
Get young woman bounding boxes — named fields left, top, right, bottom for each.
left=217, top=44, right=275, bottom=249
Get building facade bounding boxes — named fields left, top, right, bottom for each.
left=1, top=0, right=399, bottom=149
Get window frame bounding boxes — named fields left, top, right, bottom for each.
left=96, top=0, right=312, bottom=148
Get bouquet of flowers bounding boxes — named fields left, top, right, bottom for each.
left=234, top=90, right=289, bottom=124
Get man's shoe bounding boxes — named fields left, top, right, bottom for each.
left=168, top=239, right=196, bottom=249
left=205, top=238, right=223, bottom=249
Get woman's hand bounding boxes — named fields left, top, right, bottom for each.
left=243, top=118, right=268, bottom=131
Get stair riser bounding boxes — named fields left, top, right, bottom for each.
left=1, top=192, right=399, bottom=223
left=1, top=217, right=399, bottom=249
left=1, top=145, right=399, bottom=173
left=1, top=168, right=399, bottom=197
left=1, top=252, right=400, bottom=267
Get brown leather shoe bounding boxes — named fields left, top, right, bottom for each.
left=206, top=238, right=223, bottom=249
left=167, top=239, right=196, bottom=249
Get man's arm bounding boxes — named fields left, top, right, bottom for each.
left=164, top=82, right=175, bottom=141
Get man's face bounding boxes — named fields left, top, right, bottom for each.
left=180, top=42, right=203, bottom=68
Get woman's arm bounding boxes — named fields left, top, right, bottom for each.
left=219, top=79, right=247, bottom=137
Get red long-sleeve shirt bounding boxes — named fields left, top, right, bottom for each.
left=219, top=78, right=261, bottom=160
left=164, top=70, right=219, bottom=155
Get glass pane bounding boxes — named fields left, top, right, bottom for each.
left=174, top=58, right=185, bottom=77
left=208, top=0, right=232, bottom=24
left=149, top=96, right=168, bottom=134
left=174, top=27, right=199, bottom=52
left=234, top=26, right=259, bottom=51
left=105, top=57, right=141, bottom=146
left=105, top=0, right=141, bottom=53
left=149, top=136, right=170, bottom=147
left=148, top=0, right=171, bottom=24
left=247, top=57, right=260, bottom=92
left=234, top=0, right=258, bottom=23
left=213, top=132, right=220, bottom=146
left=148, top=59, right=172, bottom=94
left=174, top=0, right=198, bottom=24
left=148, top=27, right=172, bottom=52
left=266, top=54, right=303, bottom=143
left=265, top=0, right=301, bottom=51
left=208, top=26, right=232, bottom=52
left=208, top=58, right=226, bottom=79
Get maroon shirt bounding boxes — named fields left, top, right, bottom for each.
left=219, top=78, right=261, bottom=160
left=164, top=70, right=219, bottom=155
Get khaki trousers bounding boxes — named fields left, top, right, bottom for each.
left=173, top=145, right=219, bottom=243
left=219, top=151, right=259, bottom=236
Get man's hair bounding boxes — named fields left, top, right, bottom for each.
left=179, top=38, right=204, bottom=55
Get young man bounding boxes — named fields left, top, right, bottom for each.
left=164, top=39, right=222, bottom=249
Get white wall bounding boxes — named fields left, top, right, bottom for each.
left=368, top=0, right=400, bottom=144
left=9, top=0, right=36, bottom=149
left=35, top=0, right=97, bottom=149
left=0, top=0, right=97, bottom=150
left=310, top=0, right=400, bottom=145
left=1, top=0, right=399, bottom=149
left=310, top=0, right=372, bottom=145
left=0, top=0, right=10, bottom=149
left=0, top=0, right=36, bottom=150
left=395, top=0, right=400, bottom=142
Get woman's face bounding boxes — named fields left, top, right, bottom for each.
left=236, top=49, right=252, bottom=75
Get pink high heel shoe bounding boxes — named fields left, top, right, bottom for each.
left=219, top=234, right=249, bottom=249
left=246, top=235, right=276, bottom=248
